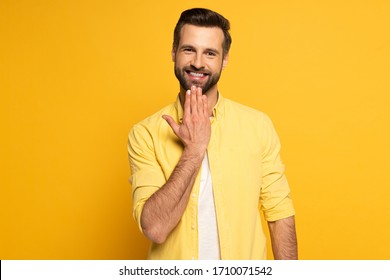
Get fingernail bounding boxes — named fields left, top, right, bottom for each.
left=186, top=90, right=191, bottom=95
left=191, top=85, right=196, bottom=90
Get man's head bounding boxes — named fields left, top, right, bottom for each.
left=173, top=8, right=232, bottom=57
left=172, top=8, right=232, bottom=95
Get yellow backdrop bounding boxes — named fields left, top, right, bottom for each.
left=1, top=0, right=389, bottom=259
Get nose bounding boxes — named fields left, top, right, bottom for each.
left=190, top=53, right=204, bottom=70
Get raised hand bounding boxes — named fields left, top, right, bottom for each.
left=163, top=86, right=211, bottom=157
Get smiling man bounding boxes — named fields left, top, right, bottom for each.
left=128, top=8, right=297, bottom=260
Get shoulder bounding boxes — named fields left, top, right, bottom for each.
left=223, top=97, right=272, bottom=124
left=129, top=102, right=176, bottom=144
left=221, top=98, right=279, bottom=145
left=131, top=103, right=175, bottom=132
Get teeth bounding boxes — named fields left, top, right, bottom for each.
left=189, top=72, right=204, bottom=77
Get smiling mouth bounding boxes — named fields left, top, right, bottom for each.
left=185, top=70, right=209, bottom=78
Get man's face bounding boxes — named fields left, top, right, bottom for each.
left=172, top=24, right=228, bottom=95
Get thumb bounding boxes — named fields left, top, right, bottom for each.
left=162, top=114, right=180, bottom=136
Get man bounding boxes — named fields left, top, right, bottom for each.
left=128, top=8, right=297, bottom=260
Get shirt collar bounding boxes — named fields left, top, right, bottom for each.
left=175, top=92, right=225, bottom=123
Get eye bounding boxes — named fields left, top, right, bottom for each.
left=206, top=51, right=216, bottom=57
left=183, top=48, right=194, bottom=53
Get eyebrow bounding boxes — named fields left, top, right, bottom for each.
left=179, top=44, right=194, bottom=50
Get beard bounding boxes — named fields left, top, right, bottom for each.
left=174, top=64, right=222, bottom=95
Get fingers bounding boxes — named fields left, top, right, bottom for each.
left=162, top=114, right=180, bottom=136
left=202, top=94, right=209, bottom=116
left=190, top=86, right=198, bottom=117
left=184, top=89, right=191, bottom=117
left=166, top=87, right=211, bottom=151
left=196, top=87, right=204, bottom=115
left=187, top=86, right=207, bottom=118
left=183, top=86, right=209, bottom=121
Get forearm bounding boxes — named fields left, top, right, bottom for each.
left=268, top=216, right=298, bottom=260
left=141, top=86, right=210, bottom=244
left=140, top=148, right=204, bottom=244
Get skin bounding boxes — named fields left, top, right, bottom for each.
left=140, top=25, right=224, bottom=244
left=172, top=24, right=228, bottom=111
left=268, top=216, right=298, bottom=259
left=140, top=24, right=298, bottom=259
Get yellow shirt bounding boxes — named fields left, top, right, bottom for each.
left=128, top=94, right=295, bottom=260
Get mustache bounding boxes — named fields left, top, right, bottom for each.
left=183, top=65, right=211, bottom=74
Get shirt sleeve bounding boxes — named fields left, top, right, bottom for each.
left=259, top=114, right=295, bottom=221
left=128, top=124, right=166, bottom=232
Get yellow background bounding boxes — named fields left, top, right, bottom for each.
left=1, top=0, right=389, bottom=259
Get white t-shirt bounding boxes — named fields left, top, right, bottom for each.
left=198, top=153, right=220, bottom=259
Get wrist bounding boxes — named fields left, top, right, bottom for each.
left=182, top=147, right=206, bottom=163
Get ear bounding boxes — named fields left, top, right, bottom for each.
left=171, top=48, right=176, bottom=62
left=222, top=53, right=229, bottom=69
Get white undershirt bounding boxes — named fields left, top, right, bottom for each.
left=198, top=153, right=220, bottom=260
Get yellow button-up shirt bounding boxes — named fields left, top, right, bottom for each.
left=128, top=94, right=295, bottom=260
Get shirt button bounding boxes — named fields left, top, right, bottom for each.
left=192, top=193, right=196, bottom=198
left=191, top=225, right=196, bottom=230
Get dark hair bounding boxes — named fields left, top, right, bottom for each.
left=173, top=8, right=232, bottom=56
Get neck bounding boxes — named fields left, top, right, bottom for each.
left=179, top=86, right=218, bottom=117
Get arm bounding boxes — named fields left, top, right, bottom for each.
left=268, top=216, right=298, bottom=260
left=140, top=86, right=210, bottom=244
